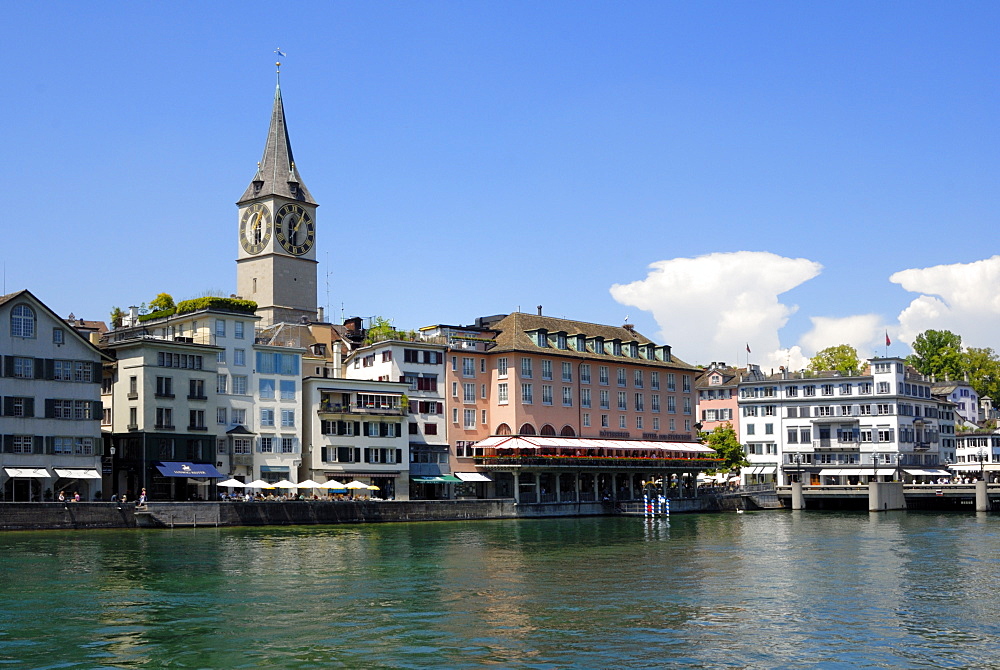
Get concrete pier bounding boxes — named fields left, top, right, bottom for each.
left=790, top=482, right=805, bottom=510
left=976, top=480, right=990, bottom=512
left=869, top=482, right=906, bottom=512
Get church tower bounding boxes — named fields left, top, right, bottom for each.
left=236, top=72, right=318, bottom=326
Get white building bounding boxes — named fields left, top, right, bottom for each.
left=931, top=378, right=980, bottom=426
left=1, top=290, right=108, bottom=501
left=344, top=338, right=449, bottom=498
left=737, top=358, right=950, bottom=486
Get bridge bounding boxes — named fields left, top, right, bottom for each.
left=775, top=481, right=1000, bottom=512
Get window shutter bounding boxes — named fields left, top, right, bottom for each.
left=92, top=362, right=102, bottom=382
left=45, top=399, right=55, bottom=418
left=34, top=435, right=44, bottom=454
left=3, top=357, right=12, bottom=377
left=92, top=401, right=102, bottom=419
left=0, top=397, right=8, bottom=416
left=363, top=447, right=371, bottom=463
left=24, top=397, right=34, bottom=418
left=2, top=435, right=12, bottom=453
left=34, top=359, right=46, bottom=379
left=353, top=421, right=361, bottom=436
left=44, top=436, right=53, bottom=455
left=354, top=447, right=361, bottom=463
left=380, top=423, right=388, bottom=437
left=396, top=449, right=402, bottom=464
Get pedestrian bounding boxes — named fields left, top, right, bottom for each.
left=58, top=491, right=65, bottom=502
left=73, top=492, right=80, bottom=502
left=139, top=488, right=147, bottom=505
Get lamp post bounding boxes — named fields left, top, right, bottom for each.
left=872, top=453, right=880, bottom=483
left=979, top=445, right=986, bottom=483
left=794, top=452, right=802, bottom=485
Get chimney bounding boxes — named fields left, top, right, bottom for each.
left=317, top=306, right=324, bottom=322
left=537, top=305, right=542, bottom=316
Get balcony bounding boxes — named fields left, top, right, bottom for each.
left=154, top=424, right=175, bottom=431
left=814, top=439, right=860, bottom=450
left=318, top=402, right=404, bottom=417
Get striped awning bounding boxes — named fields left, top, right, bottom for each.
left=3, top=467, right=51, bottom=478
left=54, top=468, right=102, bottom=479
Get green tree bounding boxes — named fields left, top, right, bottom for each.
left=701, top=423, right=749, bottom=473
left=149, top=293, right=175, bottom=312
left=364, top=316, right=396, bottom=344
left=808, top=344, right=863, bottom=375
left=907, top=329, right=963, bottom=380
left=109, top=306, right=125, bottom=328
left=962, top=346, right=1000, bottom=402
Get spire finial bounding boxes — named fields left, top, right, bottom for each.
left=274, top=47, right=286, bottom=74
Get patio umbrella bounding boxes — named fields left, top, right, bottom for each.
left=345, top=480, right=369, bottom=489
left=245, top=479, right=275, bottom=489
left=218, top=478, right=246, bottom=488
left=273, top=479, right=297, bottom=488
left=321, top=479, right=346, bottom=490
left=366, top=485, right=380, bottom=491
left=295, top=479, right=322, bottom=489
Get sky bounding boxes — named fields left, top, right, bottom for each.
left=5, top=1, right=1000, bottom=371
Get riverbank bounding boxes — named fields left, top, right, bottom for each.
left=0, top=496, right=721, bottom=531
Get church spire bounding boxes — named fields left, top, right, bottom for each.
left=238, top=74, right=315, bottom=205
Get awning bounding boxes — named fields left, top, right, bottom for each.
left=54, top=468, right=102, bottom=479
left=818, top=469, right=842, bottom=476
left=757, top=466, right=777, bottom=475
left=412, top=475, right=463, bottom=483
left=154, top=462, right=224, bottom=478
left=3, top=467, right=50, bottom=478
left=455, top=472, right=492, bottom=482
left=905, top=468, right=952, bottom=477
left=260, top=465, right=290, bottom=473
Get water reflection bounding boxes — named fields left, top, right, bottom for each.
left=4, top=514, right=1000, bottom=667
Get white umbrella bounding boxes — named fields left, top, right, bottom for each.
left=295, top=479, right=322, bottom=489
left=218, top=478, right=246, bottom=488
left=321, top=479, right=346, bottom=490
left=245, top=479, right=275, bottom=489
left=345, top=480, right=369, bottom=489
left=273, top=479, right=297, bottom=488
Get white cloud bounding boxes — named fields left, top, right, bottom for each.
left=891, top=256, right=1000, bottom=349
left=609, top=251, right=822, bottom=366
left=799, top=314, right=884, bottom=359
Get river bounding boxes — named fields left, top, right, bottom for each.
left=1, top=511, right=998, bottom=668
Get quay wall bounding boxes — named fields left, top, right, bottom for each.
left=0, top=496, right=720, bottom=531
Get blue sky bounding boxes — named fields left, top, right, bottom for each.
left=5, top=2, right=1000, bottom=368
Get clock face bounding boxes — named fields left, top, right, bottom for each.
left=275, top=203, right=315, bottom=255
left=239, top=203, right=272, bottom=254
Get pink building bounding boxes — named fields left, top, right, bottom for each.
left=695, top=362, right=742, bottom=441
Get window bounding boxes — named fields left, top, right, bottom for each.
left=666, top=374, right=676, bottom=392
left=234, top=349, right=246, bottom=366
left=600, top=390, right=610, bottom=410
left=261, top=408, right=275, bottom=426
left=619, top=415, right=627, bottom=429
left=667, top=396, right=676, bottom=413
left=651, top=395, right=660, bottom=412
left=521, top=383, right=533, bottom=404
left=232, top=409, right=246, bottom=425
left=601, top=414, right=609, bottom=427
left=877, top=404, right=893, bottom=415
left=497, top=357, right=508, bottom=378
left=215, top=319, right=226, bottom=337
left=746, top=424, right=755, bottom=435
left=281, top=409, right=295, bottom=427
left=382, top=350, right=393, bottom=363
left=498, top=383, right=509, bottom=404
left=232, top=375, right=248, bottom=395
left=562, top=362, right=573, bottom=382
left=452, top=382, right=458, bottom=397
left=53, top=328, right=64, bottom=344
left=599, top=366, right=610, bottom=385
left=189, top=410, right=205, bottom=429
left=651, top=372, right=660, bottom=390
left=634, top=393, right=644, bottom=412
left=542, top=385, right=553, bottom=405
left=233, top=437, right=251, bottom=454
left=155, top=407, right=173, bottom=428
left=683, top=398, right=692, bottom=414
left=217, top=407, right=227, bottom=424
left=765, top=423, right=774, bottom=435
left=521, top=358, right=533, bottom=378
left=617, top=368, right=627, bottom=387
left=617, top=391, right=627, bottom=411
left=563, top=387, right=573, bottom=406
left=259, top=378, right=275, bottom=399
left=583, top=413, right=591, bottom=427
left=216, top=375, right=228, bottom=394
left=821, top=384, right=834, bottom=396
left=581, top=364, right=591, bottom=384
left=634, top=370, right=643, bottom=388
left=878, top=382, right=890, bottom=394
left=217, top=350, right=226, bottom=364
left=452, top=408, right=459, bottom=423
left=189, top=379, right=205, bottom=398
left=542, top=360, right=553, bottom=380
left=581, top=388, right=591, bottom=408
left=280, top=380, right=295, bottom=400
left=260, top=437, right=274, bottom=453
left=13, top=357, right=34, bottom=379
left=804, top=385, right=816, bottom=397
left=463, top=383, right=476, bottom=403
left=682, top=376, right=692, bottom=393
left=463, top=357, right=475, bottom=377
left=11, top=305, right=35, bottom=338
left=636, top=416, right=643, bottom=429
left=234, top=321, right=244, bottom=339
left=155, top=376, right=173, bottom=397
left=840, top=384, right=852, bottom=395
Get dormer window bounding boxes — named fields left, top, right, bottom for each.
left=660, top=345, right=672, bottom=362
left=611, top=340, right=622, bottom=356
left=593, top=337, right=605, bottom=355
left=629, top=342, right=639, bottom=358
left=576, top=335, right=587, bottom=351
left=530, top=329, right=548, bottom=347
left=556, top=332, right=567, bottom=350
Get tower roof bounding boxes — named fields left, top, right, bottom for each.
left=238, top=80, right=316, bottom=205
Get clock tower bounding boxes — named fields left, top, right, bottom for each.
left=236, top=75, right=318, bottom=326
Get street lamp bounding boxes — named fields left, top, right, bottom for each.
left=872, top=453, right=880, bottom=483
left=794, top=452, right=802, bottom=484
left=979, top=445, right=986, bottom=483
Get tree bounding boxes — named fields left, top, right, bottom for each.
left=808, top=344, right=862, bottom=375
left=701, top=423, right=749, bottom=473
left=149, top=293, right=175, bottom=312
left=109, top=306, right=125, bottom=329
left=364, top=316, right=396, bottom=344
left=907, top=329, right=963, bottom=380
left=962, top=347, right=1000, bottom=403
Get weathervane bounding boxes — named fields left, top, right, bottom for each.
left=274, top=47, right=286, bottom=73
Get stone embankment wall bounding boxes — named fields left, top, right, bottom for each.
left=0, top=502, right=138, bottom=531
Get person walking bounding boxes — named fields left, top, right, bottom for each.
left=139, top=488, right=147, bottom=505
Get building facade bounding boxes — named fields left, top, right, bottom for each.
left=0, top=290, right=107, bottom=501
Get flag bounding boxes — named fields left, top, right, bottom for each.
left=275, top=48, right=286, bottom=57
left=746, top=343, right=751, bottom=354
left=885, top=331, right=891, bottom=346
